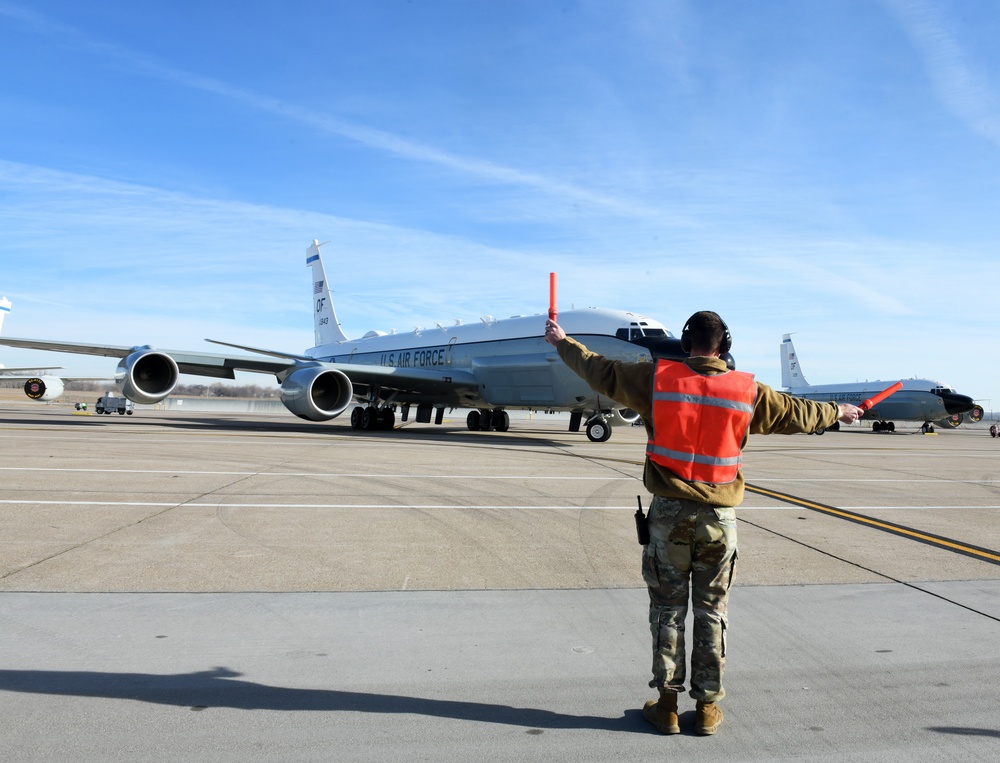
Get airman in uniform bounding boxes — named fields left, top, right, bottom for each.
left=545, top=311, right=862, bottom=735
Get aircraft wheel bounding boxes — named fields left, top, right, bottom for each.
left=350, top=406, right=364, bottom=430
left=378, top=409, right=395, bottom=430
left=479, top=409, right=493, bottom=431
left=494, top=410, right=510, bottom=432
left=362, top=406, right=379, bottom=431
left=466, top=410, right=481, bottom=431
left=586, top=419, right=612, bottom=443
left=887, top=421, right=895, bottom=432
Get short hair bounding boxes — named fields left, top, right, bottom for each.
left=682, top=310, right=730, bottom=353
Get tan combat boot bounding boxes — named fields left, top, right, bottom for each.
left=695, top=700, right=723, bottom=735
left=642, top=689, right=680, bottom=735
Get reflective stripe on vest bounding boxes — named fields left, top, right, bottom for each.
left=646, top=360, right=757, bottom=484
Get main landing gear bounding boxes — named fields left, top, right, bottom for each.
left=349, top=405, right=396, bottom=431
left=872, top=420, right=896, bottom=433
left=466, top=409, right=510, bottom=432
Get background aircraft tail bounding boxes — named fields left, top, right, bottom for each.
left=0, top=296, right=10, bottom=335
left=781, top=334, right=811, bottom=388
left=306, top=241, right=349, bottom=346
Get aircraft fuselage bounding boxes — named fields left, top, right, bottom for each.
left=787, top=379, right=974, bottom=422
left=311, top=309, right=673, bottom=412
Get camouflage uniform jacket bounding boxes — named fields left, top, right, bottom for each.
left=555, top=336, right=841, bottom=507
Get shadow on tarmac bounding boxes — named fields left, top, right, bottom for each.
left=0, top=667, right=654, bottom=733
left=926, top=726, right=1000, bottom=738
left=0, top=411, right=568, bottom=448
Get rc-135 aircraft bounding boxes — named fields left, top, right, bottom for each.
left=781, top=333, right=982, bottom=433
left=1, top=295, right=111, bottom=400
left=0, top=241, right=719, bottom=441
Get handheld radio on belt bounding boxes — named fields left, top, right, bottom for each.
left=635, top=495, right=650, bottom=545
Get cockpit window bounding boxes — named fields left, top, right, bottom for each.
left=617, top=323, right=670, bottom=343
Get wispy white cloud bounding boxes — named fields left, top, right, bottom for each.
left=0, top=1, right=682, bottom=223
left=884, top=0, right=1000, bottom=146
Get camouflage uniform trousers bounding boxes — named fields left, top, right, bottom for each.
left=641, top=495, right=738, bottom=703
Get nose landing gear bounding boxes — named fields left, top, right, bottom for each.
left=585, top=416, right=612, bottom=442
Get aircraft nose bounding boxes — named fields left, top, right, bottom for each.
left=941, top=392, right=975, bottom=415
left=646, top=336, right=687, bottom=361
left=644, top=337, right=736, bottom=370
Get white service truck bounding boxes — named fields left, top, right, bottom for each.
left=95, top=393, right=135, bottom=415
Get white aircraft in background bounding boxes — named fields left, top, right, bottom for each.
left=1, top=294, right=112, bottom=401
left=781, top=333, right=982, bottom=433
left=0, top=241, right=723, bottom=441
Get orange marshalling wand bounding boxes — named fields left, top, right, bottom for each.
left=548, top=272, right=558, bottom=323
left=859, top=381, right=903, bottom=412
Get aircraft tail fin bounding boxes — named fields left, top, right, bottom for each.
left=306, top=240, right=349, bottom=346
left=781, top=333, right=810, bottom=389
left=0, top=296, right=11, bottom=335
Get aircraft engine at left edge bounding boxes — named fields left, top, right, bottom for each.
left=23, top=376, right=64, bottom=401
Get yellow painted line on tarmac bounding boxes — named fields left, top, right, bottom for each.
left=745, top=483, right=1000, bottom=565
left=588, top=455, right=1000, bottom=565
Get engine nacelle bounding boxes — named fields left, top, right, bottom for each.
left=968, top=405, right=984, bottom=423
left=115, top=348, right=179, bottom=405
left=23, top=376, right=64, bottom=401
left=613, top=407, right=642, bottom=426
left=938, top=414, right=963, bottom=429
left=280, top=366, right=354, bottom=421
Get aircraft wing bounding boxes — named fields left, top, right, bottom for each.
left=0, top=336, right=480, bottom=397
left=0, top=337, right=293, bottom=379
left=318, top=362, right=480, bottom=399
left=0, top=373, right=111, bottom=382
left=203, top=338, right=481, bottom=397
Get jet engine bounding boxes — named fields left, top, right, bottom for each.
left=938, top=414, right=963, bottom=429
left=614, top=408, right=642, bottom=426
left=280, top=366, right=354, bottom=421
left=115, top=347, right=179, bottom=405
left=968, top=405, right=985, bottom=423
left=23, top=376, right=64, bottom=401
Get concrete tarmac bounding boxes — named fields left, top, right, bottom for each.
left=2, top=400, right=999, bottom=761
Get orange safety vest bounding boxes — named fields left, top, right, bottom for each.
left=646, top=360, right=757, bottom=484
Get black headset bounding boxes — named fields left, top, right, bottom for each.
left=680, top=311, right=732, bottom=355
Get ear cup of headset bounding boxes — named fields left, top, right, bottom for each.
left=680, top=313, right=732, bottom=354
left=680, top=321, right=691, bottom=353
left=719, top=323, right=732, bottom=354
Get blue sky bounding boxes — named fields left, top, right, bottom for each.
left=1, top=0, right=999, bottom=407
